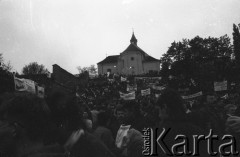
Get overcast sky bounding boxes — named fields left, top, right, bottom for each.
left=0, top=0, right=240, bottom=74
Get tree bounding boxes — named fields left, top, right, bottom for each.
left=0, top=53, right=14, bottom=93
left=22, top=62, right=49, bottom=75
left=77, top=64, right=97, bottom=75
left=233, top=23, right=240, bottom=65
left=0, top=53, right=12, bottom=71
left=159, top=35, right=233, bottom=91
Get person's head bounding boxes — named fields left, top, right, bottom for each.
left=115, top=100, right=138, bottom=125
left=157, top=88, right=186, bottom=121
left=224, top=104, right=237, bottom=116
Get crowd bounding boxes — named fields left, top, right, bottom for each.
left=0, top=74, right=240, bottom=157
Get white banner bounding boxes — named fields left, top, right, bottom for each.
left=14, top=77, right=36, bottom=94
left=119, top=91, right=135, bottom=100
left=182, top=91, right=203, bottom=99
left=214, top=81, right=227, bottom=91
left=141, top=88, right=151, bottom=96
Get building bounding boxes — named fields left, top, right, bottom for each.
left=97, top=33, right=160, bottom=75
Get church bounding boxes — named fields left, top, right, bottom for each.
left=97, top=33, right=160, bottom=75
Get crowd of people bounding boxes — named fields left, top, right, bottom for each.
left=1, top=74, right=240, bottom=157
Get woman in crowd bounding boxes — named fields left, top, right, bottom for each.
left=115, top=101, right=145, bottom=157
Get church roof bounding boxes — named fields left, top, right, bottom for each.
left=123, top=43, right=146, bottom=54
left=123, top=43, right=159, bottom=62
left=97, top=55, right=119, bottom=64
left=143, top=56, right=160, bottom=62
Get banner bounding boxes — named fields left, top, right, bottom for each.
left=214, top=81, right=227, bottom=91
left=127, top=84, right=137, bottom=92
left=141, top=88, right=151, bottom=96
left=135, top=77, right=161, bottom=80
left=37, top=86, right=45, bottom=98
left=121, top=76, right=127, bottom=82
left=119, top=91, right=135, bottom=100
left=182, top=91, right=203, bottom=99
left=152, top=85, right=166, bottom=91
left=14, top=77, right=36, bottom=94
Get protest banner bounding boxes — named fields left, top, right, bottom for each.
left=214, top=81, right=227, bottom=91
left=14, top=77, right=36, bottom=94
left=182, top=91, right=203, bottom=99
left=119, top=91, right=135, bottom=100
left=135, top=77, right=161, bottom=80
left=141, top=88, right=151, bottom=96
left=127, top=84, right=137, bottom=91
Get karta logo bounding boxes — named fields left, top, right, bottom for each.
left=142, top=128, right=239, bottom=156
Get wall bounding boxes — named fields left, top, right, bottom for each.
left=119, top=51, right=144, bottom=75
left=98, top=63, right=118, bottom=74
left=52, top=64, right=82, bottom=90
left=143, top=62, right=160, bottom=73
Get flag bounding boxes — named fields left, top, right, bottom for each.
left=121, top=76, right=127, bottom=82
left=119, top=91, right=135, bottom=100
left=14, top=77, right=36, bottom=94
left=37, top=86, right=44, bottom=98
left=141, top=88, right=151, bottom=96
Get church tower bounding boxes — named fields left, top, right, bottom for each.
left=130, top=32, right=138, bottom=45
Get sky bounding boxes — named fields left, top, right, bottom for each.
left=0, top=0, right=240, bottom=74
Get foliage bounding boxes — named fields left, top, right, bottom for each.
left=159, top=35, right=234, bottom=92
left=0, top=54, right=12, bottom=71
left=0, top=54, right=14, bottom=93
left=22, top=62, right=49, bottom=75
left=233, top=23, right=240, bottom=65
left=77, top=64, right=97, bottom=75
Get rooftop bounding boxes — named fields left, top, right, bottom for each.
left=97, top=55, right=119, bottom=64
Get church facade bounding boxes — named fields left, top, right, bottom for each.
left=97, top=33, right=160, bottom=75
